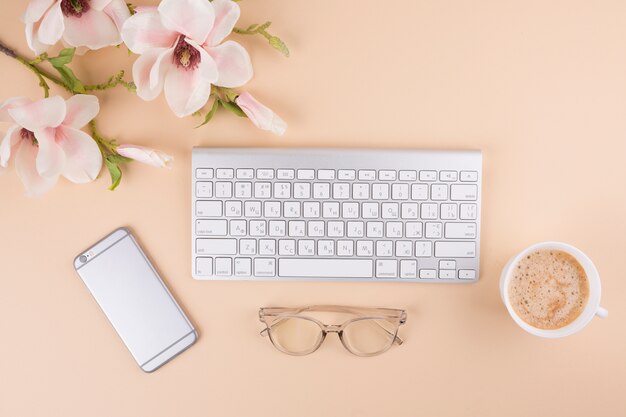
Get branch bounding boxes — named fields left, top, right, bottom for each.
left=233, top=22, right=290, bottom=57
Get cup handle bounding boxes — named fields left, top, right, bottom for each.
left=596, top=306, right=608, bottom=318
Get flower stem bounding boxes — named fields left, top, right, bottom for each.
left=84, top=70, right=136, bottom=93
left=89, top=120, right=118, bottom=155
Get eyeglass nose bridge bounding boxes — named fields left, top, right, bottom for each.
left=322, top=324, right=342, bottom=334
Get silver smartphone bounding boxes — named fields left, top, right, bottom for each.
left=74, top=227, right=197, bottom=372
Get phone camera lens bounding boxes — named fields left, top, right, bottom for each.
left=79, top=255, right=88, bottom=263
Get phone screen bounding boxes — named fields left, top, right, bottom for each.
left=75, top=229, right=195, bottom=372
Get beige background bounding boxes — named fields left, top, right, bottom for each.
left=1, top=0, right=625, bottom=416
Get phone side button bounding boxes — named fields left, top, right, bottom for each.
left=196, top=257, right=213, bottom=276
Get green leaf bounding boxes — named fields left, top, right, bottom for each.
left=196, top=99, right=220, bottom=127
left=105, top=157, right=122, bottom=191
left=107, top=154, right=133, bottom=164
left=269, top=36, right=290, bottom=57
left=220, top=100, right=247, bottom=117
left=48, top=48, right=75, bottom=66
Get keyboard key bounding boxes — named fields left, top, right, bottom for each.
left=439, top=260, right=456, bottom=269
left=441, top=203, right=458, bottom=220
left=439, top=171, right=458, bottom=182
left=366, top=222, right=384, bottom=238
left=378, top=170, right=396, bottom=181
left=347, top=221, right=364, bottom=237
left=327, top=221, right=345, bottom=237
left=376, top=260, right=398, bottom=278
left=392, top=184, right=409, bottom=200
left=431, top=184, right=448, bottom=201
left=277, top=169, right=295, bottom=179
left=303, top=201, right=320, bottom=218
left=358, top=170, right=376, bottom=180
left=236, top=168, right=254, bottom=179
left=434, top=242, right=476, bottom=258
left=342, top=202, right=359, bottom=218
left=376, top=241, right=393, bottom=257
left=215, top=182, right=232, bottom=198
left=196, top=181, right=213, bottom=198
left=419, top=269, right=437, bottom=279
left=268, top=220, right=286, bottom=237
left=297, top=169, right=315, bottom=180
left=250, top=220, right=266, bottom=236
left=234, top=258, right=252, bottom=276
left=451, top=184, right=478, bottom=201
left=298, top=240, right=315, bottom=256
left=240, top=239, right=257, bottom=255
left=381, top=202, right=399, bottom=219
left=460, top=171, right=478, bottom=181
left=420, top=203, right=438, bottom=219
left=399, top=170, right=417, bottom=181
left=318, top=240, right=335, bottom=256
left=439, top=269, right=455, bottom=279
left=313, top=183, right=331, bottom=199
left=216, top=168, right=234, bottom=179
left=196, top=168, right=213, bottom=179
left=196, top=201, right=222, bottom=217
left=372, top=183, right=389, bottom=200
left=244, top=201, right=262, bottom=217
left=353, top=183, right=370, bottom=199
left=400, top=260, right=417, bottom=278
left=274, top=182, right=291, bottom=199
left=337, top=240, right=354, bottom=256
left=225, top=201, right=242, bottom=217
left=279, top=259, right=373, bottom=278
left=318, top=169, right=335, bottom=180
left=322, top=202, right=340, bottom=218
left=259, top=239, right=276, bottom=255
left=196, top=257, right=213, bottom=276
left=308, top=221, right=324, bottom=237
left=356, top=240, right=374, bottom=256
left=254, top=258, right=276, bottom=276
left=284, top=202, right=301, bottom=217
left=459, top=269, right=476, bottom=280
left=405, top=222, right=423, bottom=238
left=460, top=203, right=477, bottom=220
left=425, top=222, right=442, bottom=238
left=235, top=182, right=252, bottom=198
left=254, top=182, right=272, bottom=198
left=415, top=241, right=433, bottom=257
left=215, top=258, right=232, bottom=276
left=401, top=203, right=418, bottom=219
left=278, top=239, right=296, bottom=256
left=257, top=169, right=274, bottom=179
left=264, top=201, right=281, bottom=218
left=411, top=184, right=428, bottom=200
left=288, top=221, right=305, bottom=237
left=419, top=171, right=437, bottom=181
left=196, top=239, right=237, bottom=255
left=395, top=241, right=412, bottom=257
left=445, top=222, right=477, bottom=239
left=338, top=169, right=356, bottom=180
left=196, top=220, right=227, bottom=236
left=385, top=222, right=403, bottom=238
left=332, top=183, right=350, bottom=199
left=294, top=183, right=311, bottom=199
left=230, top=220, right=247, bottom=236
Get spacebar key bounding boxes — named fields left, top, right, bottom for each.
left=279, top=259, right=373, bottom=278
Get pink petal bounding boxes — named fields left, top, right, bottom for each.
left=23, top=0, right=56, bottom=24
left=63, top=95, right=100, bottom=129
left=132, top=47, right=173, bottom=101
left=7, top=96, right=66, bottom=132
left=0, top=125, right=23, bottom=167
left=158, top=0, right=214, bottom=44
left=37, top=1, right=65, bottom=47
left=62, top=8, right=121, bottom=50
left=121, top=9, right=177, bottom=54
left=103, top=0, right=131, bottom=32
left=15, top=139, right=58, bottom=197
left=205, top=40, right=252, bottom=88
left=117, top=144, right=172, bottom=168
left=56, top=126, right=102, bottom=183
left=205, top=0, right=240, bottom=46
left=0, top=97, right=32, bottom=123
left=25, top=21, right=51, bottom=55
left=164, top=40, right=217, bottom=117
left=34, top=127, right=66, bottom=177
left=149, top=48, right=175, bottom=90
left=236, top=92, right=287, bottom=136
left=91, top=0, right=113, bottom=11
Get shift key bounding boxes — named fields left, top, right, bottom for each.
left=196, top=239, right=237, bottom=255
left=435, top=242, right=476, bottom=257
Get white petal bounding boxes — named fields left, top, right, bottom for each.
left=15, top=139, right=58, bottom=197
left=205, top=0, right=240, bottom=46
left=158, top=0, right=214, bottom=44
left=103, top=0, right=131, bottom=32
left=0, top=125, right=23, bottom=167
left=37, top=1, right=64, bottom=46
left=25, top=21, right=51, bottom=55
left=91, top=0, right=113, bottom=11
left=0, top=97, right=32, bottom=123
left=34, top=127, right=66, bottom=177
left=23, top=0, right=56, bottom=23
left=117, top=145, right=172, bottom=168
left=149, top=48, right=175, bottom=90
left=236, top=92, right=287, bottom=136
left=8, top=96, right=66, bottom=132
left=205, top=41, right=252, bottom=88
left=164, top=41, right=217, bottom=117
left=57, top=126, right=102, bottom=183
left=62, top=8, right=121, bottom=50
left=63, top=95, right=100, bottom=129
left=132, top=48, right=173, bottom=101
left=121, top=9, right=178, bottom=54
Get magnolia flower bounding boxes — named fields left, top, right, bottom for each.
left=235, top=92, right=287, bottom=136
left=0, top=95, right=102, bottom=197
left=121, top=0, right=253, bottom=118
left=117, top=144, right=172, bottom=168
left=23, top=0, right=130, bottom=55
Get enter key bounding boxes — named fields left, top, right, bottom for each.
left=444, top=222, right=477, bottom=239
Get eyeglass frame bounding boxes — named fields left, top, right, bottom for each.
left=258, top=305, right=407, bottom=357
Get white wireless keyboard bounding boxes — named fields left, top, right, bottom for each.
left=192, top=148, right=482, bottom=282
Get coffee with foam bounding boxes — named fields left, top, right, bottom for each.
left=508, top=249, right=589, bottom=330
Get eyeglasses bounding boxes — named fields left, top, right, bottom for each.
left=259, top=305, right=407, bottom=356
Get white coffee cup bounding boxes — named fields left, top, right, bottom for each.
left=500, top=241, right=608, bottom=338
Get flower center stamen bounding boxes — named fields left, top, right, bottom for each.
left=61, top=0, right=91, bottom=18
left=173, top=36, right=200, bottom=70
left=20, top=128, right=37, bottom=145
